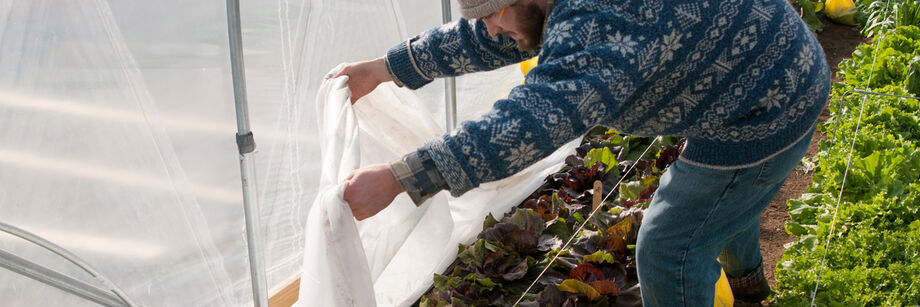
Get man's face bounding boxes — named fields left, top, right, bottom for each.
left=481, top=2, right=546, bottom=51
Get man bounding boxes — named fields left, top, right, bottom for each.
left=335, top=0, right=830, bottom=305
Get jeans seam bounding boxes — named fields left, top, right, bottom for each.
left=755, top=128, right=813, bottom=187
left=754, top=161, right=771, bottom=186
left=678, top=168, right=742, bottom=306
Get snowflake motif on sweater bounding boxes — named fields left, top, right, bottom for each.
left=385, top=0, right=830, bottom=196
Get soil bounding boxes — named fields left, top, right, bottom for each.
left=759, top=19, right=868, bottom=288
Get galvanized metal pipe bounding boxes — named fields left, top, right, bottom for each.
left=224, top=0, right=268, bottom=306
left=441, top=0, right=458, bottom=129
left=0, top=221, right=136, bottom=306
left=226, top=0, right=252, bottom=134
left=0, top=248, right=126, bottom=307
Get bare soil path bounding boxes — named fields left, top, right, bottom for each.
left=759, top=19, right=868, bottom=287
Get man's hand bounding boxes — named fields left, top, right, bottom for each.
left=343, top=163, right=405, bottom=220
left=332, top=57, right=393, bottom=104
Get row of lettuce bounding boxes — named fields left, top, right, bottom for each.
left=418, top=129, right=683, bottom=306
left=773, top=24, right=920, bottom=305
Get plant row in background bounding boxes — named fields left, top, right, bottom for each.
left=793, top=0, right=919, bottom=35
left=859, top=0, right=920, bottom=37
left=773, top=25, right=920, bottom=306
left=417, top=127, right=683, bottom=307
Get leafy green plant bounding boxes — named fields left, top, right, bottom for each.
left=894, top=0, right=920, bottom=29
left=906, top=55, right=920, bottom=96
left=861, top=0, right=894, bottom=37
left=837, top=26, right=920, bottom=90
left=774, top=25, right=920, bottom=306
left=796, top=0, right=826, bottom=33
left=860, top=0, right=919, bottom=37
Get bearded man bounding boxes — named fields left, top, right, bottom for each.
left=334, top=0, right=830, bottom=305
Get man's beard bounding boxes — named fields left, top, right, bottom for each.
left=510, top=3, right=546, bottom=51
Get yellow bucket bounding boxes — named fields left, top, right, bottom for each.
left=714, top=269, right=734, bottom=307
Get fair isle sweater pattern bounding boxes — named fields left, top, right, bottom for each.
left=385, top=0, right=830, bottom=197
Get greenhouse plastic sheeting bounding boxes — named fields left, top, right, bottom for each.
left=0, top=0, right=546, bottom=305
left=297, top=73, right=577, bottom=307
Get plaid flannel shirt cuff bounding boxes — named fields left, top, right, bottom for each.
left=389, top=150, right=447, bottom=206
left=727, top=263, right=765, bottom=289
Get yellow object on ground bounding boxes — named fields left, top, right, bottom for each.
left=714, top=269, right=734, bottom=307
left=519, top=55, right=735, bottom=307
left=825, top=0, right=859, bottom=25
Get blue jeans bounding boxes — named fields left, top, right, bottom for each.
left=636, top=129, right=813, bottom=306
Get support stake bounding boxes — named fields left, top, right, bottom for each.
left=224, top=0, right=268, bottom=306
left=441, top=0, right=458, bottom=129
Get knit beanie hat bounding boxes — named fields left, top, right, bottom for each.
left=457, top=0, right=518, bottom=19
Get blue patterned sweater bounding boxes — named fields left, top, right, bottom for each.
left=385, top=0, right=830, bottom=200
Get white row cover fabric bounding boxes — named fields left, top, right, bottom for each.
left=297, top=74, right=578, bottom=306
left=297, top=76, right=376, bottom=307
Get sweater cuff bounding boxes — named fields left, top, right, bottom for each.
left=385, top=39, right=434, bottom=89
left=424, top=138, right=477, bottom=196
left=384, top=57, right=404, bottom=88
left=389, top=150, right=448, bottom=206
